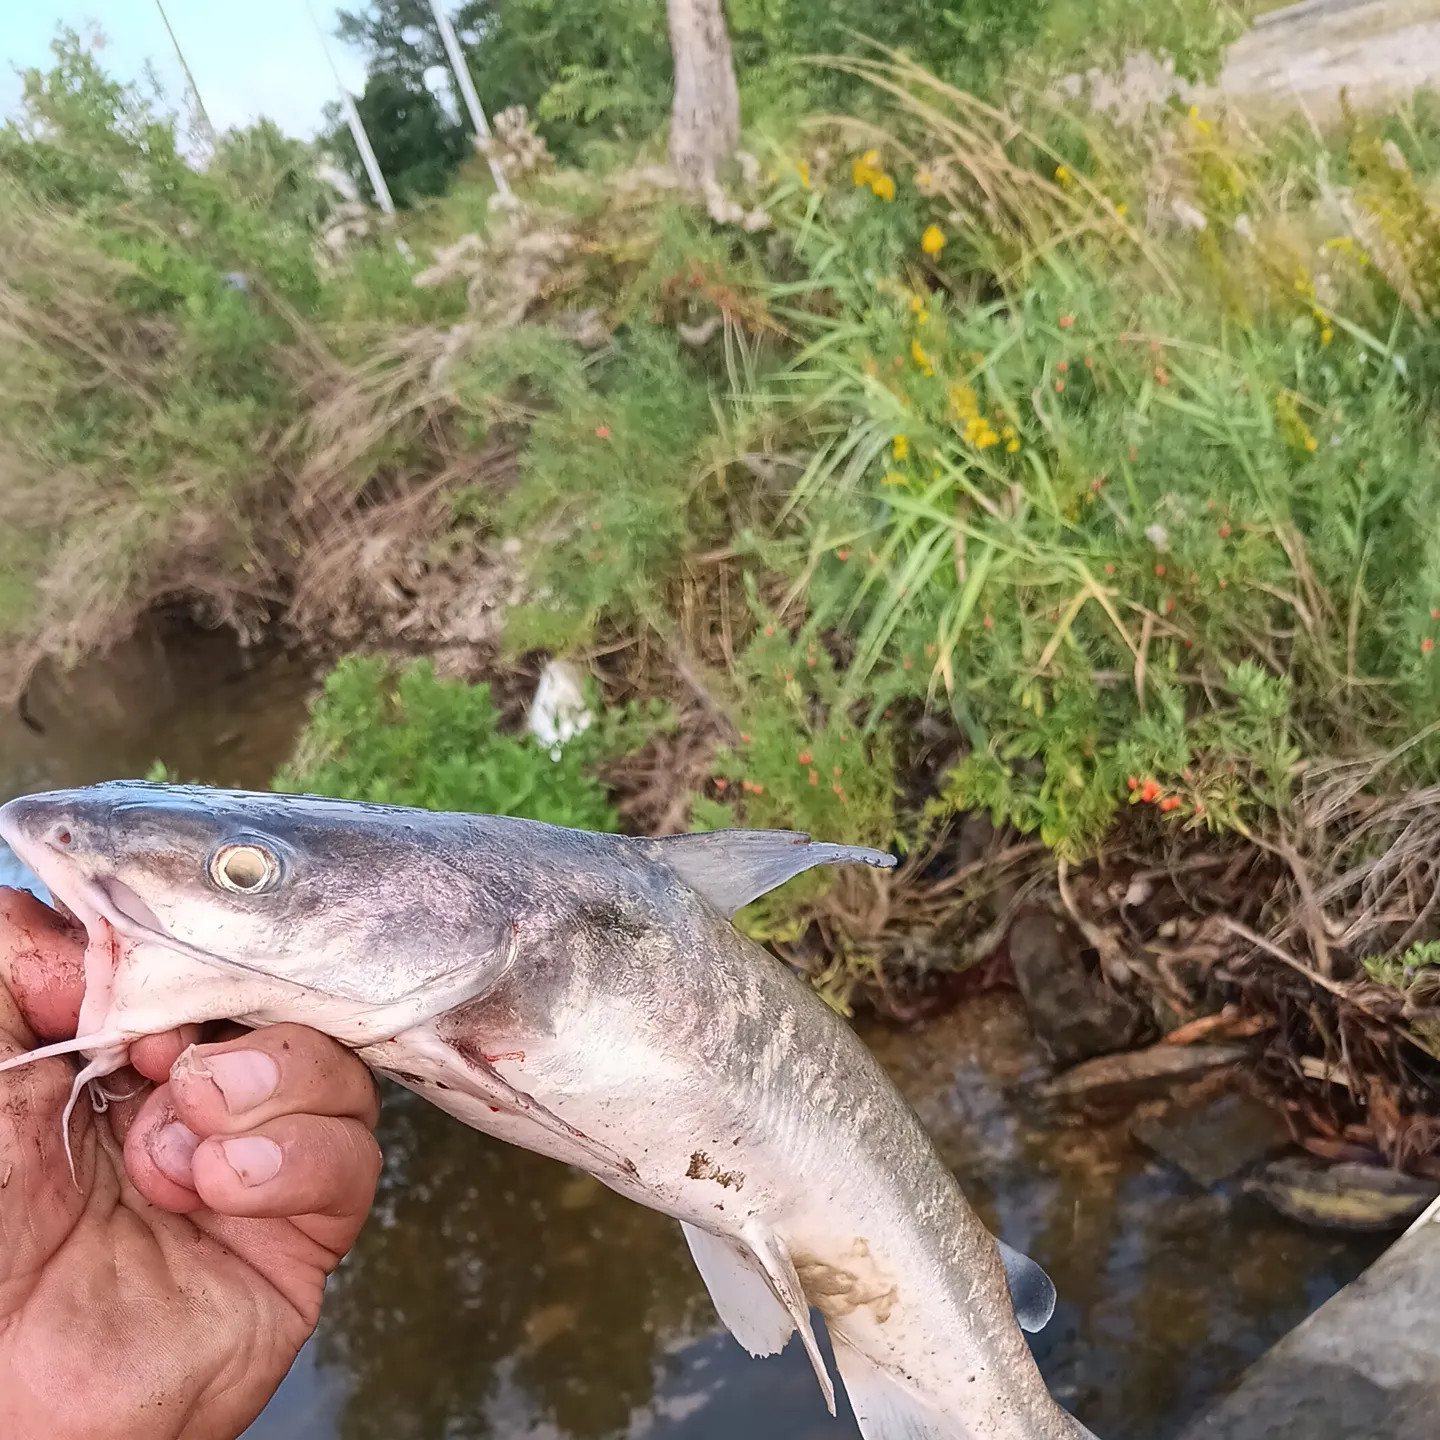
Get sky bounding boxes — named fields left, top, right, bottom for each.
left=1, top=2, right=373, bottom=139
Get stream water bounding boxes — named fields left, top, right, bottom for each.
left=0, top=615, right=1388, bottom=1440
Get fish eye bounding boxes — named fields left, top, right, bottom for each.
left=209, top=841, right=282, bottom=895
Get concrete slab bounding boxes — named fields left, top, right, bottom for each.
left=1178, top=1201, right=1440, bottom=1439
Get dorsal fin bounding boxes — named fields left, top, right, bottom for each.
left=646, top=829, right=897, bottom=917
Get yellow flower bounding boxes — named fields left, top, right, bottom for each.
left=1188, top=104, right=1212, bottom=136
left=871, top=173, right=896, bottom=202
left=853, top=149, right=881, bottom=187
left=881, top=471, right=907, bottom=486
left=1116, top=203, right=1128, bottom=217
left=1321, top=326, right=1334, bottom=345
left=949, top=383, right=978, bottom=416
left=1305, top=434, right=1318, bottom=452
left=797, top=159, right=812, bottom=191
left=1055, top=164, right=1073, bottom=187
left=893, top=434, right=910, bottom=461
left=1006, top=437, right=1021, bottom=453
left=921, top=224, right=946, bottom=256
left=910, top=292, right=927, bottom=313
left=910, top=338, right=934, bottom=376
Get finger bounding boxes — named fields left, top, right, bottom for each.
left=168, top=1023, right=381, bottom=1137
left=124, top=1089, right=206, bottom=1214
left=130, top=1026, right=205, bottom=1083
left=194, top=1114, right=381, bottom=1252
left=0, top=888, right=85, bottom=1041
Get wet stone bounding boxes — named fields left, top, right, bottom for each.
left=1131, top=1089, right=1294, bottom=1189
left=1180, top=1210, right=1440, bottom=1440
left=1245, top=1158, right=1440, bottom=1233
left=1007, top=908, right=1144, bottom=1066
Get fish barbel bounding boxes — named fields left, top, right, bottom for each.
left=0, top=782, right=1095, bottom=1439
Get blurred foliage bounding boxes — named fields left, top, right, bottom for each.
left=327, top=0, right=1253, bottom=195
left=0, top=31, right=325, bottom=681
left=275, top=656, right=664, bottom=831
left=327, top=70, right=473, bottom=206
left=11, top=17, right=1440, bottom=983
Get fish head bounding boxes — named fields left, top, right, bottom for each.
left=0, top=782, right=517, bottom=1045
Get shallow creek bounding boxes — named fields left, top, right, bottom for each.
left=0, top=616, right=1385, bottom=1440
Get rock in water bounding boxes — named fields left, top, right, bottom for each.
left=1131, top=1090, right=1293, bottom=1189
left=1246, top=1158, right=1440, bottom=1232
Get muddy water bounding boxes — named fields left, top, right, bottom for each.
left=0, top=617, right=1386, bottom=1440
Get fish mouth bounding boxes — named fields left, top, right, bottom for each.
left=0, top=806, right=236, bottom=977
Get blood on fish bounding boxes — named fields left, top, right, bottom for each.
left=482, top=1050, right=526, bottom=1064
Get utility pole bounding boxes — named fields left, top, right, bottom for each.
left=425, top=0, right=512, bottom=198
left=305, top=0, right=412, bottom=260
left=153, top=0, right=216, bottom=149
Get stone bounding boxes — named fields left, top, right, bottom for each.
left=1007, top=908, right=1144, bottom=1066
left=1245, top=1159, right=1440, bottom=1233
left=1131, top=1089, right=1293, bottom=1188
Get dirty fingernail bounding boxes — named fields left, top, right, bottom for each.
left=201, top=1050, right=280, bottom=1114
left=151, top=1121, right=200, bottom=1188
left=219, top=1136, right=283, bottom=1187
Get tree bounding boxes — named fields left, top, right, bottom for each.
left=665, top=0, right=740, bottom=186
left=326, top=71, right=471, bottom=206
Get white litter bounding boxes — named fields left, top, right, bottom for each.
left=528, top=659, right=594, bottom=761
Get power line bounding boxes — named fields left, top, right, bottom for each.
left=153, top=0, right=216, bottom=148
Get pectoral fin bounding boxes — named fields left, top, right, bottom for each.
left=681, top=1222, right=796, bottom=1356
left=995, top=1237, right=1057, bottom=1333
left=647, top=830, right=896, bottom=917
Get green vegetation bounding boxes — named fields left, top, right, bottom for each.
left=328, top=0, right=1254, bottom=198
left=10, top=15, right=1440, bottom=1024
left=0, top=35, right=323, bottom=675
left=275, top=656, right=661, bottom=831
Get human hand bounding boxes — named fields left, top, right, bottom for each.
left=0, top=887, right=383, bottom=1440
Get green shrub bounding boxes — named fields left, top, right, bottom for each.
left=750, top=66, right=1440, bottom=859
left=275, top=655, right=661, bottom=831
left=690, top=589, right=900, bottom=939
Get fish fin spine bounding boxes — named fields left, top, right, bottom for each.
left=645, top=831, right=896, bottom=918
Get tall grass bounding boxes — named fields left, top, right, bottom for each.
left=746, top=55, right=1440, bottom=859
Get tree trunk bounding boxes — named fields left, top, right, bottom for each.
left=666, top=0, right=741, bottom=188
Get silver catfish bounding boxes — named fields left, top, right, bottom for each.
left=0, top=782, right=1095, bottom=1440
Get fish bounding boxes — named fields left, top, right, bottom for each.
left=0, top=782, right=1096, bottom=1440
